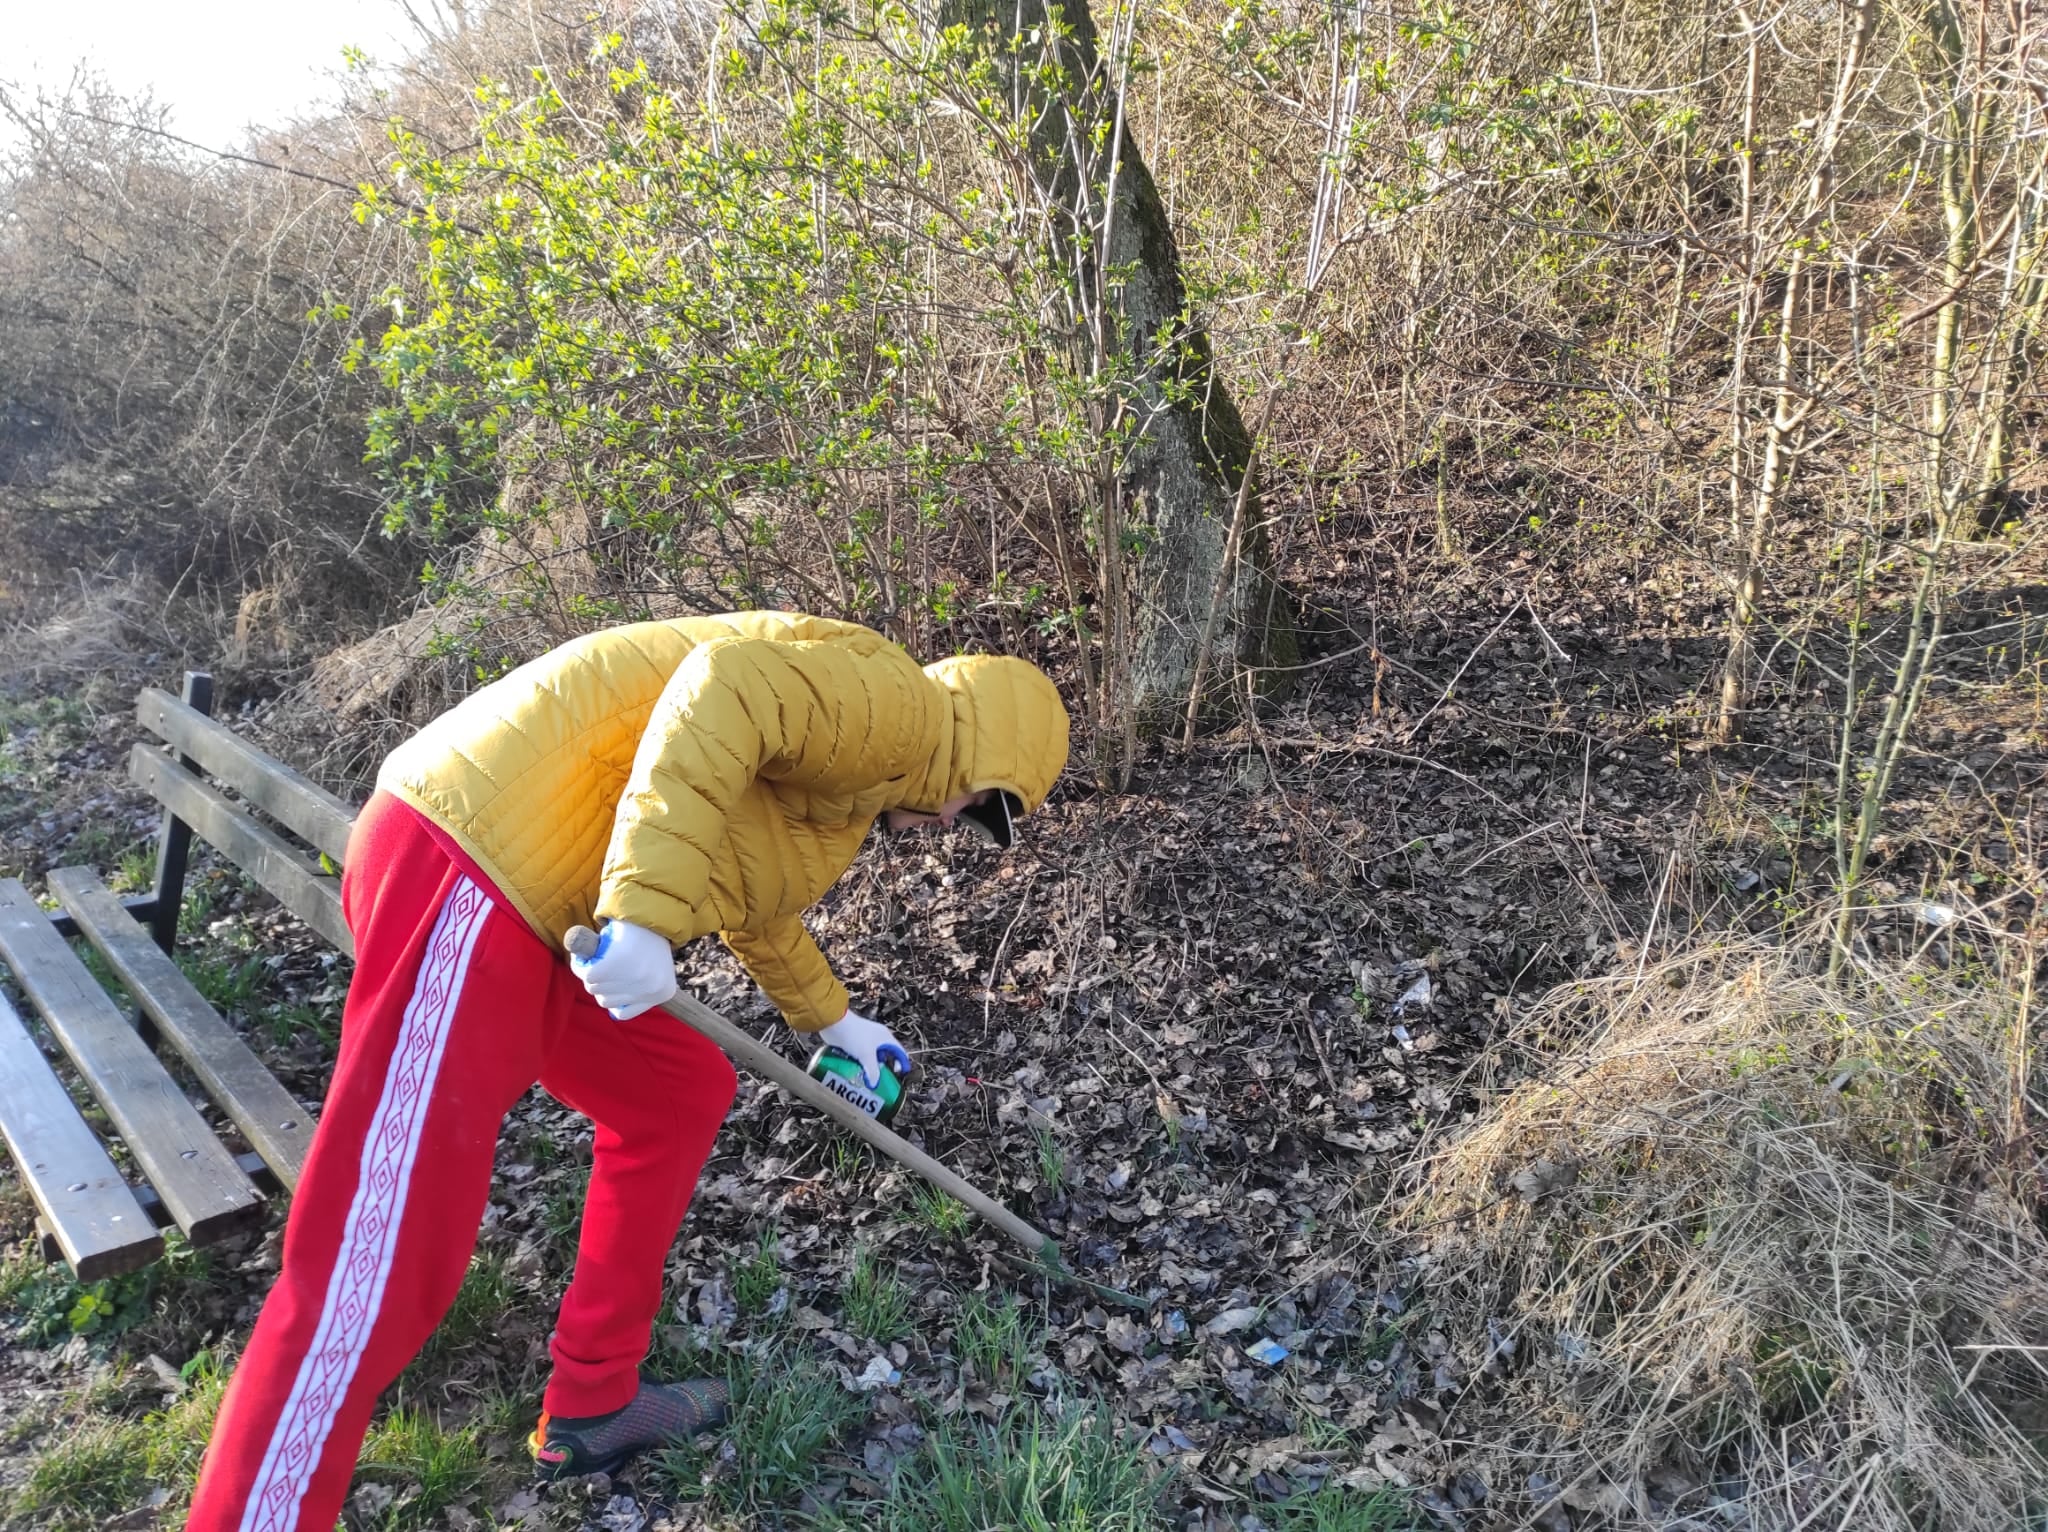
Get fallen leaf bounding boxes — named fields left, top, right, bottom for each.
left=1510, top=1159, right=1580, bottom=1203
left=352, top=1484, right=396, bottom=1518
left=1105, top=1315, right=1148, bottom=1355
left=498, top=1488, right=543, bottom=1525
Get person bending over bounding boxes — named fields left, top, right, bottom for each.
left=188, top=611, right=1068, bottom=1527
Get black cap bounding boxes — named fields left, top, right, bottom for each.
left=960, top=790, right=1020, bottom=849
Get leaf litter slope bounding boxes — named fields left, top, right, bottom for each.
left=0, top=501, right=2042, bottom=1525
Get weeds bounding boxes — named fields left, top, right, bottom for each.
left=951, top=1289, right=1041, bottom=1383
left=841, top=1247, right=910, bottom=1342
left=906, top=1185, right=970, bottom=1239
left=876, top=1404, right=1166, bottom=1532
left=0, top=1233, right=206, bottom=1346
left=355, top=1407, right=487, bottom=1529
left=7, top=1357, right=224, bottom=1529
left=653, top=1342, right=865, bottom=1514
left=261, top=996, right=338, bottom=1047
left=113, top=841, right=157, bottom=894
left=1268, top=1486, right=1418, bottom=1531
left=733, top=1225, right=783, bottom=1316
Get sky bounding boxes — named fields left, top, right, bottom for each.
left=5, top=0, right=421, bottom=151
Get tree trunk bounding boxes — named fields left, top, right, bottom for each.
left=941, top=0, right=1296, bottom=729
left=1715, top=0, right=1875, bottom=742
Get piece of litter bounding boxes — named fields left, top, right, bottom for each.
left=1391, top=1024, right=1414, bottom=1050
left=1913, top=901, right=1957, bottom=927
left=853, top=1355, right=902, bottom=1391
left=1204, top=1305, right=1262, bottom=1335
left=1393, top=974, right=1433, bottom=1014
left=1246, top=1338, right=1290, bottom=1365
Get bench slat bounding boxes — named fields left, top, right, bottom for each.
left=128, top=747, right=355, bottom=958
left=50, top=868, right=312, bottom=1191
left=0, top=881, right=265, bottom=1246
left=135, top=688, right=356, bottom=865
left=0, top=989, right=162, bottom=1281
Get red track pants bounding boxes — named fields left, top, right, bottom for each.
left=187, top=792, right=737, bottom=1532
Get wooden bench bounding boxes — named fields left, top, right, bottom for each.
left=0, top=674, right=357, bottom=1279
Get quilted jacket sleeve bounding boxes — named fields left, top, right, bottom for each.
left=593, top=635, right=920, bottom=941
left=720, top=916, right=850, bottom=1032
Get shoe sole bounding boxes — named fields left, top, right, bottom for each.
left=529, top=1423, right=639, bottom=1480
left=528, top=1412, right=726, bottom=1481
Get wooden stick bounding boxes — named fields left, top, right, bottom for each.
left=564, top=926, right=1060, bottom=1266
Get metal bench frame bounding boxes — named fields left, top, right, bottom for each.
left=0, top=672, right=356, bottom=1279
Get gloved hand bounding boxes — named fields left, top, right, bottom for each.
left=570, top=920, right=678, bottom=1020
left=817, top=1008, right=912, bottom=1089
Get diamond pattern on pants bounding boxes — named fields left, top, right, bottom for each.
left=238, top=877, right=490, bottom=1532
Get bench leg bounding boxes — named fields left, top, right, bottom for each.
left=139, top=671, right=212, bottom=1051
left=147, top=671, right=212, bottom=962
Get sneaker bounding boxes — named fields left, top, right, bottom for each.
left=529, top=1377, right=731, bottom=1479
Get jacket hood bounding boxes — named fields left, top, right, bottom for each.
left=908, top=654, right=1069, bottom=816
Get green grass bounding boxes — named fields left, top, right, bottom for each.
left=1268, top=1485, right=1419, bottom=1530
left=951, top=1288, right=1041, bottom=1383
left=841, top=1247, right=910, bottom=1342
left=829, top=1137, right=876, bottom=1178
left=652, top=1342, right=866, bottom=1514
left=907, top=1184, right=971, bottom=1239
left=875, top=1405, right=1166, bottom=1532
left=67, top=936, right=124, bottom=999
left=541, top=1185, right=584, bottom=1250
left=734, top=1225, right=784, bottom=1316
left=355, top=1407, right=487, bottom=1529
left=7, top=1358, right=225, bottom=1529
left=1035, top=1125, right=1066, bottom=1192
left=12, top=1419, right=150, bottom=1529
left=113, top=842, right=158, bottom=894
left=406, top=1251, right=515, bottom=1377
left=177, top=949, right=268, bottom=1014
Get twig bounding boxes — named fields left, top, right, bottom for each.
left=32, top=100, right=480, bottom=233
left=1454, top=820, right=1564, bottom=878
left=1399, top=598, right=1524, bottom=743
left=981, top=875, right=1037, bottom=1027
left=1181, top=390, right=1280, bottom=746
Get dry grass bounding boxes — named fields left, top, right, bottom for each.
left=0, top=575, right=176, bottom=691
left=1402, top=933, right=2048, bottom=1529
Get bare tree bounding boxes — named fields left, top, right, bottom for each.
left=931, top=0, right=1296, bottom=738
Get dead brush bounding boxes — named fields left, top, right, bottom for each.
left=1400, top=938, right=2048, bottom=1530
left=0, top=573, right=180, bottom=691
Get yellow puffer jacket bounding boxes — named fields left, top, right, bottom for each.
left=376, top=612, right=1069, bottom=1029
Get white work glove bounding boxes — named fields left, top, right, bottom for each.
left=817, top=1008, right=912, bottom=1089
left=570, top=920, right=678, bottom=1020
